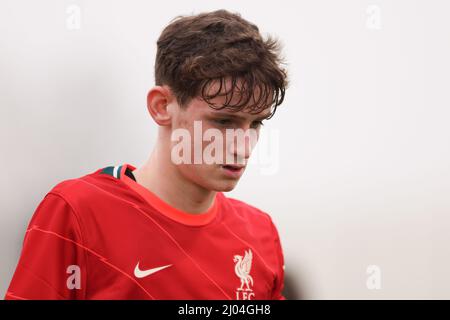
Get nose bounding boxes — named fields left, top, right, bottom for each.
left=226, top=130, right=258, bottom=164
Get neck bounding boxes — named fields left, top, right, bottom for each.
left=132, top=142, right=216, bottom=214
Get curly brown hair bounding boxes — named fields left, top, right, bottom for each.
left=155, top=9, right=289, bottom=119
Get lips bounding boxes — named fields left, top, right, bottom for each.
left=220, top=164, right=245, bottom=178
left=221, top=164, right=245, bottom=171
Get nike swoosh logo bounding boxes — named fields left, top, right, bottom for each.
left=134, top=262, right=172, bottom=278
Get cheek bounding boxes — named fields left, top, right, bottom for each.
left=173, top=115, right=190, bottom=130
left=191, top=121, right=222, bottom=160
left=177, top=164, right=214, bottom=187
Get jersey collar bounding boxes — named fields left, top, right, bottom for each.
left=117, top=163, right=219, bottom=227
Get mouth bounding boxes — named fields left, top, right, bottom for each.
left=220, top=164, right=245, bottom=178
left=222, top=164, right=245, bottom=171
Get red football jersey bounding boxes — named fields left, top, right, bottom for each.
left=5, top=164, right=285, bottom=300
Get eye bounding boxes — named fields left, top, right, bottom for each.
left=213, top=118, right=233, bottom=126
left=250, top=120, right=265, bottom=129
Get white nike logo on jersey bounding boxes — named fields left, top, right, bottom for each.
left=134, top=262, right=173, bottom=278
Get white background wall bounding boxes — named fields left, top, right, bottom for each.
left=1, top=0, right=449, bottom=299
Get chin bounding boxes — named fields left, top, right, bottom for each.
left=209, top=180, right=239, bottom=192
left=214, top=185, right=236, bottom=192
left=181, top=169, right=240, bottom=192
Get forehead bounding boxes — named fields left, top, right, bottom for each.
left=197, top=77, right=274, bottom=116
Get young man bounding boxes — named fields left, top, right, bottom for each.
left=5, top=9, right=289, bottom=300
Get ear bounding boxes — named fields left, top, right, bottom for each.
left=146, top=85, right=174, bottom=126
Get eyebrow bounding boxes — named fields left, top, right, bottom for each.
left=209, top=111, right=271, bottom=122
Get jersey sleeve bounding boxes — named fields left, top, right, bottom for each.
left=269, top=217, right=286, bottom=300
left=4, top=192, right=87, bottom=300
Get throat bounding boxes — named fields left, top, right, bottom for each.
left=132, top=167, right=216, bottom=215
